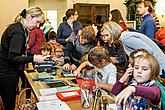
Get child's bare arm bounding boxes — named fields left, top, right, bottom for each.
left=73, top=61, right=88, bottom=76
left=96, top=82, right=114, bottom=92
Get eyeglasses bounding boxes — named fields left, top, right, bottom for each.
left=100, top=34, right=109, bottom=39
left=56, top=51, right=63, bottom=52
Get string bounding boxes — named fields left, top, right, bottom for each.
left=24, top=29, right=28, bottom=57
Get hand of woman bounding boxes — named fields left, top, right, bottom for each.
left=119, top=67, right=133, bottom=83
left=115, top=86, right=135, bottom=106
left=63, top=63, right=71, bottom=71
left=110, top=57, right=118, bottom=64
left=33, top=55, right=50, bottom=63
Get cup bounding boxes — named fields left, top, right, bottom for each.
left=80, top=80, right=92, bottom=109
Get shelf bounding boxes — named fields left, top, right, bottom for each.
left=74, top=3, right=110, bottom=26
left=79, top=14, right=92, bottom=17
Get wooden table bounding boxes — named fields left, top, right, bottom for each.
left=24, top=64, right=115, bottom=110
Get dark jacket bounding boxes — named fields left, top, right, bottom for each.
left=56, top=21, right=82, bottom=46
left=0, top=22, right=33, bottom=77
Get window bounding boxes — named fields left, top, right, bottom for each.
left=43, top=10, right=57, bottom=32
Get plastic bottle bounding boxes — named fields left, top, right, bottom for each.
left=99, top=97, right=108, bottom=110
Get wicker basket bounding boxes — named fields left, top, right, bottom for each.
left=17, top=88, right=36, bottom=110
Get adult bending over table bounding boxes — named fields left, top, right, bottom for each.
left=0, top=7, right=49, bottom=110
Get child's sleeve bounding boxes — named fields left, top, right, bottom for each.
left=56, top=24, right=66, bottom=44
left=64, top=43, right=74, bottom=64
left=111, top=80, right=124, bottom=96
left=28, top=31, right=36, bottom=47
left=87, top=61, right=94, bottom=67
left=107, top=65, right=117, bottom=84
left=134, top=84, right=161, bottom=104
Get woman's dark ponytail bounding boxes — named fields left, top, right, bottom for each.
left=20, top=9, right=26, bottom=18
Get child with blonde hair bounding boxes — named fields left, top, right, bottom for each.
left=52, top=44, right=64, bottom=66
left=111, top=54, right=161, bottom=109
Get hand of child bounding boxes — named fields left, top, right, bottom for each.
left=115, top=86, right=135, bottom=106
left=119, top=67, right=133, bottom=83
left=92, top=24, right=98, bottom=36
left=73, top=69, right=81, bottom=77
left=56, top=60, right=64, bottom=66
left=33, top=55, right=50, bottom=63
left=63, top=63, right=71, bottom=71
left=70, top=64, right=77, bottom=72
left=96, top=82, right=102, bottom=88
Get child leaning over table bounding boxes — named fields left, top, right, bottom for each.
left=74, top=46, right=117, bottom=92
left=76, top=53, right=96, bottom=79
left=111, top=54, right=161, bottom=109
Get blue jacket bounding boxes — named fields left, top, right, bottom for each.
left=129, top=14, right=156, bottom=38
left=140, top=14, right=156, bottom=38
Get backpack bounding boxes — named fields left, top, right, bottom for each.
left=155, top=80, right=165, bottom=110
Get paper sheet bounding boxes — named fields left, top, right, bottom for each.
left=39, top=88, right=57, bottom=96
left=36, top=100, right=71, bottom=110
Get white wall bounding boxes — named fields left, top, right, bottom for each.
left=1, top=0, right=165, bottom=38
left=29, top=0, right=68, bottom=28
left=0, top=0, right=28, bottom=39
left=109, top=0, right=127, bottom=21
left=155, top=0, right=165, bottom=27
left=0, top=0, right=127, bottom=37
